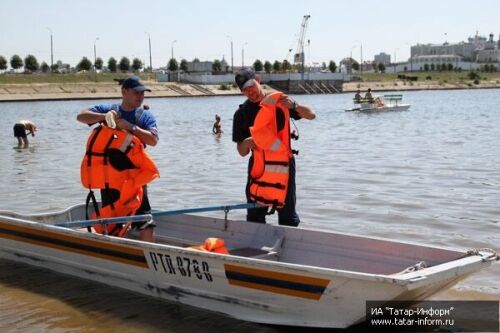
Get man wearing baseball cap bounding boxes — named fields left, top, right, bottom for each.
left=232, top=67, right=315, bottom=226
left=77, top=75, right=158, bottom=241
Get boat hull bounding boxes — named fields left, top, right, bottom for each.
left=0, top=205, right=496, bottom=328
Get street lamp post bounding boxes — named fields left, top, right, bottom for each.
left=145, top=32, right=152, bottom=71
left=393, top=48, right=399, bottom=73
left=226, top=35, right=234, bottom=73
left=242, top=42, right=248, bottom=67
left=350, top=45, right=356, bottom=73
left=46, top=27, right=53, bottom=71
left=355, top=40, right=363, bottom=74
left=93, top=37, right=99, bottom=72
left=171, top=40, right=177, bottom=60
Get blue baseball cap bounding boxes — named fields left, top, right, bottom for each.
left=121, top=76, right=151, bottom=92
left=235, top=67, right=256, bottom=90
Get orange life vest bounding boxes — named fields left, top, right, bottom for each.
left=190, top=238, right=229, bottom=254
left=249, top=91, right=292, bottom=208
left=81, top=125, right=159, bottom=236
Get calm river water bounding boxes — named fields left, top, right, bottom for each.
left=0, top=89, right=499, bottom=332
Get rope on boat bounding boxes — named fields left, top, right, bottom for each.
left=397, top=261, right=427, bottom=274
left=466, top=248, right=500, bottom=261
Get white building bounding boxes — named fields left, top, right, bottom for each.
left=187, top=60, right=212, bottom=73
left=411, top=32, right=500, bottom=63
left=374, top=52, right=391, bottom=65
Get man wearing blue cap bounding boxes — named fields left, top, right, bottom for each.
left=77, top=75, right=158, bottom=241
left=232, top=67, right=315, bottom=226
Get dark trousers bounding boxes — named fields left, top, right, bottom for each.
left=246, top=157, right=300, bottom=227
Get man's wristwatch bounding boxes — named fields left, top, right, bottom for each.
left=131, top=125, right=138, bottom=133
left=291, top=101, right=297, bottom=112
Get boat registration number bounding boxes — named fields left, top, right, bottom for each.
left=149, top=252, right=213, bottom=282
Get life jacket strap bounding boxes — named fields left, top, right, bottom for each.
left=250, top=194, right=283, bottom=209
left=251, top=179, right=286, bottom=190
left=85, top=190, right=100, bottom=233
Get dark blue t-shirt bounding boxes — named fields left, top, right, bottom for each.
left=89, top=103, right=159, bottom=139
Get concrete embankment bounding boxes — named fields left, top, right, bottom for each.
left=0, top=81, right=243, bottom=102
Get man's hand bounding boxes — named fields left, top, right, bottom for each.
left=279, top=94, right=295, bottom=109
left=115, top=117, right=133, bottom=131
left=237, top=137, right=255, bottom=156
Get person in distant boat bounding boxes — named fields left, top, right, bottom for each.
left=232, top=67, right=315, bottom=227
left=77, top=76, right=159, bottom=242
left=364, top=88, right=373, bottom=102
left=354, top=90, right=362, bottom=103
left=13, top=120, right=37, bottom=148
left=213, top=114, right=223, bottom=134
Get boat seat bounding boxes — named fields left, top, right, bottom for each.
left=230, top=237, right=283, bottom=261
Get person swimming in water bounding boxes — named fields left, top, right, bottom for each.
left=213, top=114, right=223, bottom=134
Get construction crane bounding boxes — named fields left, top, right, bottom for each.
left=293, top=14, right=311, bottom=78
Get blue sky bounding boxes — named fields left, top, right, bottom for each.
left=1, top=0, right=499, bottom=68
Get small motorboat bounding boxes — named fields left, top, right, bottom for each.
left=0, top=203, right=497, bottom=328
left=346, top=94, right=411, bottom=112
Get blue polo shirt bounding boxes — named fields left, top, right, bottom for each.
left=89, top=103, right=159, bottom=139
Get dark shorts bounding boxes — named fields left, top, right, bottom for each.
left=13, top=123, right=26, bottom=138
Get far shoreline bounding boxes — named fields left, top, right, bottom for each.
left=0, top=81, right=499, bottom=103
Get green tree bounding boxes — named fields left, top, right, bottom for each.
left=212, top=59, right=222, bottom=72
left=322, top=62, right=327, bottom=70
left=77, top=57, right=92, bottom=71
left=282, top=59, right=292, bottom=71
left=264, top=60, right=272, bottom=73
left=40, top=62, right=49, bottom=73
left=328, top=60, right=337, bottom=73
left=372, top=61, right=378, bottom=72
left=180, top=59, right=188, bottom=72
left=273, top=60, right=282, bottom=72
left=351, top=60, right=359, bottom=71
left=440, top=63, right=447, bottom=71
left=0, top=56, right=7, bottom=70
left=377, top=63, right=386, bottom=73
left=430, top=63, right=435, bottom=71
left=95, top=57, right=103, bottom=70
left=132, top=58, right=143, bottom=71
left=377, top=63, right=385, bottom=73
left=10, top=54, right=23, bottom=70
left=119, top=57, right=130, bottom=72
left=108, top=57, right=117, bottom=72
left=167, top=58, right=178, bottom=71
left=253, top=59, right=263, bottom=72
left=447, top=63, right=453, bottom=71
left=24, top=54, right=39, bottom=71
left=424, top=63, right=429, bottom=71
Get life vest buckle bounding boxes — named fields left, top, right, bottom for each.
left=292, top=149, right=299, bottom=155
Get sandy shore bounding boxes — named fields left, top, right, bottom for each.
left=0, top=80, right=499, bottom=102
